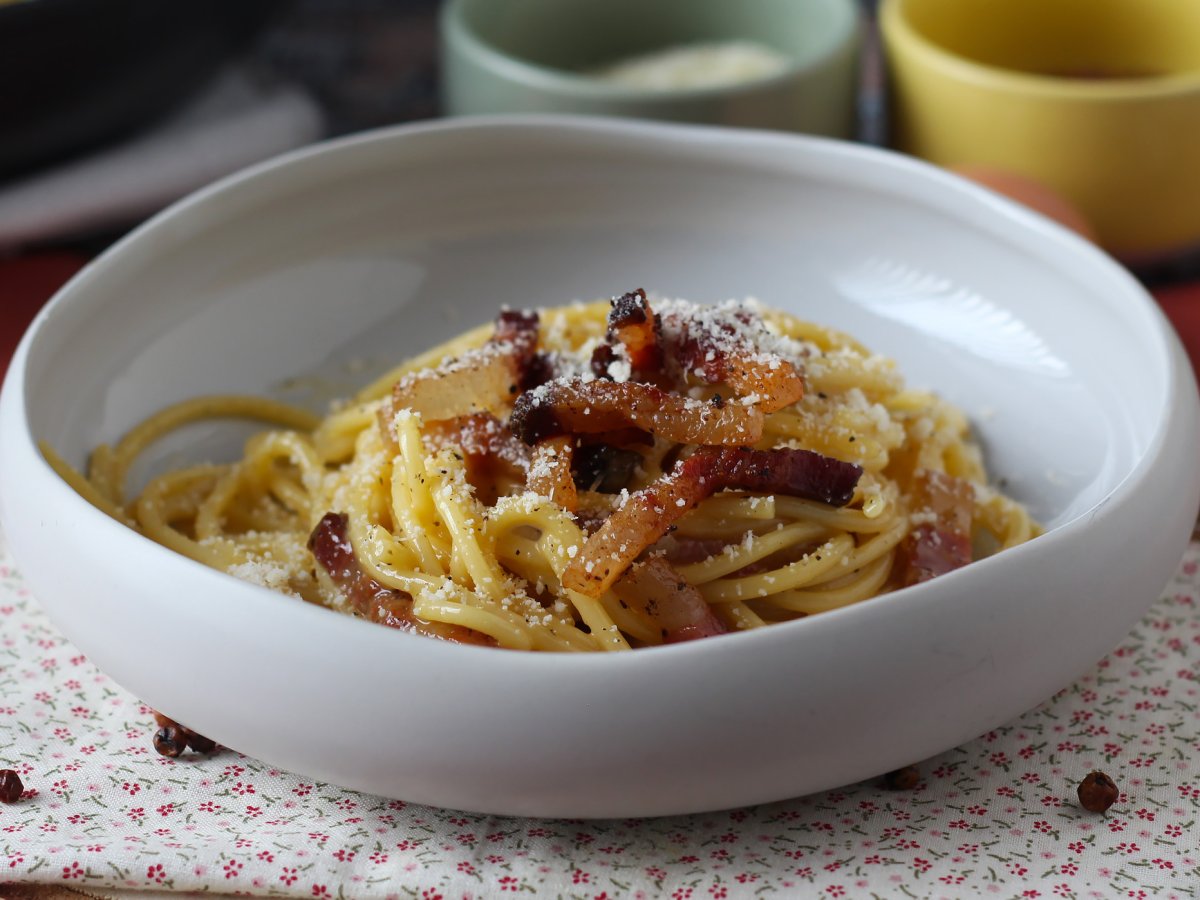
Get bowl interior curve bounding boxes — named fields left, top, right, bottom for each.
left=3, top=118, right=1191, bottom=817
left=25, top=120, right=1166, bottom=530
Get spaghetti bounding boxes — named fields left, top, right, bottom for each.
left=48, top=292, right=1037, bottom=651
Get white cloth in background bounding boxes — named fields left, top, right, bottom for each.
left=0, top=69, right=324, bottom=250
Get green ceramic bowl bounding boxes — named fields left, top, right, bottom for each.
left=441, top=0, right=862, bottom=137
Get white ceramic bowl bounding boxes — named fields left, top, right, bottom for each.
left=2, top=118, right=1197, bottom=818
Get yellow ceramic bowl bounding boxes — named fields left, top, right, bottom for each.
left=881, top=0, right=1200, bottom=261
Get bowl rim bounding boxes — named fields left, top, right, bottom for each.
left=881, top=0, right=1200, bottom=101
left=440, top=0, right=862, bottom=102
left=3, top=114, right=1192, bottom=668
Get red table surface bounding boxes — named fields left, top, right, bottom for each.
left=2, top=252, right=1199, bottom=379
left=0, top=253, right=87, bottom=372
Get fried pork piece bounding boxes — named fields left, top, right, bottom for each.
left=421, top=413, right=530, bottom=504
left=896, top=468, right=975, bottom=585
left=391, top=309, right=540, bottom=421
left=308, top=512, right=494, bottom=646
left=604, top=288, right=662, bottom=376
left=509, top=378, right=765, bottom=446
left=612, top=556, right=728, bottom=643
left=526, top=435, right=578, bottom=511
left=660, top=303, right=805, bottom=412
left=562, top=446, right=863, bottom=598
left=588, top=290, right=806, bottom=413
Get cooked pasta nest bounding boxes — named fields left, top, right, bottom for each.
left=47, top=291, right=1038, bottom=651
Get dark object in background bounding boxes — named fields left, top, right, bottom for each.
left=255, top=0, right=441, bottom=136
left=0, top=0, right=286, bottom=179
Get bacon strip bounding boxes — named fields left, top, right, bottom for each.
left=422, top=413, right=530, bottom=504
left=526, top=436, right=578, bottom=511
left=509, top=378, right=764, bottom=446
left=607, top=288, right=662, bottom=375
left=492, top=309, right=540, bottom=359
left=562, top=446, right=863, bottom=598
left=423, top=413, right=530, bottom=470
left=391, top=310, right=540, bottom=421
left=897, top=469, right=974, bottom=586
left=612, top=556, right=727, bottom=643
left=308, top=512, right=494, bottom=645
left=665, top=308, right=804, bottom=412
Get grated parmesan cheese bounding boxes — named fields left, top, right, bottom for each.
left=589, top=41, right=791, bottom=92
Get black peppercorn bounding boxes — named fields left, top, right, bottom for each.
left=151, top=710, right=216, bottom=756
left=883, top=765, right=921, bottom=790
left=152, top=711, right=177, bottom=729
left=186, top=732, right=217, bottom=754
left=1077, top=770, right=1119, bottom=813
left=0, top=769, right=24, bottom=803
left=153, top=725, right=188, bottom=758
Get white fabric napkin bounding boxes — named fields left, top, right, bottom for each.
left=0, top=69, right=324, bottom=250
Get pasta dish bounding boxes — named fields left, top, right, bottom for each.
left=48, top=292, right=1037, bottom=651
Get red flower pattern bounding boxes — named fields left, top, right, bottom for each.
left=0, top=538, right=1197, bottom=896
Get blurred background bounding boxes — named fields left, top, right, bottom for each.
left=2, top=0, right=1198, bottom=368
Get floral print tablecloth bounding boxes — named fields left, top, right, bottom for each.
left=1, top=538, right=1199, bottom=900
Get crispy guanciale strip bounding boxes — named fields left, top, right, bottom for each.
left=607, top=288, right=662, bottom=374
left=392, top=310, right=539, bottom=421
left=897, top=469, right=975, bottom=586
left=563, top=446, right=863, bottom=597
left=423, top=413, right=530, bottom=470
left=526, top=435, right=578, bottom=511
left=612, top=556, right=727, bottom=643
left=509, top=378, right=764, bottom=446
left=665, top=308, right=804, bottom=412
left=308, top=512, right=494, bottom=645
left=590, top=289, right=663, bottom=381
left=492, top=308, right=540, bottom=356
left=421, top=413, right=530, bottom=504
